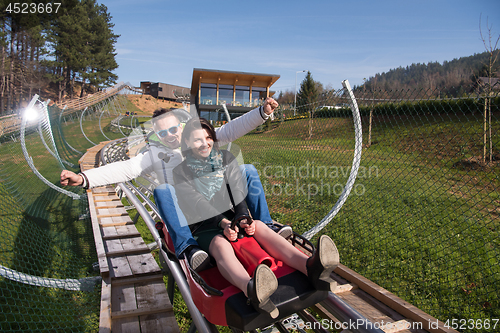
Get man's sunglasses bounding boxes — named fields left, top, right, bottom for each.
left=156, top=123, right=181, bottom=138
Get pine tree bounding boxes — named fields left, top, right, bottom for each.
left=81, top=0, right=118, bottom=94
left=296, top=71, right=319, bottom=112
left=296, top=71, right=320, bottom=138
left=44, top=0, right=118, bottom=101
left=45, top=0, right=90, bottom=100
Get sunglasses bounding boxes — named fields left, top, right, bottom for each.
left=156, top=123, right=181, bottom=138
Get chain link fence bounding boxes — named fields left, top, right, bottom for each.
left=235, top=85, right=499, bottom=332
left=0, top=89, right=135, bottom=332
left=0, top=82, right=498, bottom=332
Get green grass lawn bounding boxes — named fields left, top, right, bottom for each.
left=131, top=113, right=498, bottom=331
left=0, top=110, right=131, bottom=332
left=232, top=114, right=499, bottom=325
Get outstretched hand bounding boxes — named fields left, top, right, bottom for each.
left=262, top=97, right=279, bottom=115
left=60, top=170, right=83, bottom=186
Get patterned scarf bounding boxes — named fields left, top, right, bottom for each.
left=185, top=149, right=225, bottom=200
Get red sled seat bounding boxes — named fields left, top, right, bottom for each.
left=156, top=221, right=329, bottom=331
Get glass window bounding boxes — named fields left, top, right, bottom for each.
left=251, top=87, right=267, bottom=106
left=200, top=83, right=216, bottom=105
left=235, top=86, right=250, bottom=106
left=218, top=85, right=233, bottom=105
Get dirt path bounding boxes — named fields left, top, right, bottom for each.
left=126, top=95, right=184, bottom=115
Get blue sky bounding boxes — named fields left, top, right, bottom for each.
left=102, top=0, right=500, bottom=93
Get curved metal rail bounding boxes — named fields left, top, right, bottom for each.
left=58, top=106, right=83, bottom=155
left=20, top=95, right=82, bottom=200
left=303, top=80, right=363, bottom=239
left=79, top=107, right=97, bottom=146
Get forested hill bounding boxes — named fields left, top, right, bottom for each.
left=361, top=51, right=498, bottom=94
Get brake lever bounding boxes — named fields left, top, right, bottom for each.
left=230, top=215, right=252, bottom=240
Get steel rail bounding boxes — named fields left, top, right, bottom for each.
left=302, top=79, right=363, bottom=239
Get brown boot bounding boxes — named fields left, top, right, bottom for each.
left=306, top=235, right=339, bottom=292
left=246, top=264, right=279, bottom=318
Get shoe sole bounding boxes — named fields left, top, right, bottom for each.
left=277, top=226, right=293, bottom=239
left=319, top=235, right=339, bottom=269
left=254, top=265, right=279, bottom=318
left=318, top=235, right=340, bottom=292
left=190, top=251, right=211, bottom=273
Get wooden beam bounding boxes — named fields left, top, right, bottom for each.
left=105, top=247, right=150, bottom=257
left=111, top=305, right=173, bottom=319
left=198, top=76, right=202, bottom=107
left=99, top=278, right=112, bottom=333
left=87, top=190, right=110, bottom=277
left=102, top=231, right=141, bottom=240
left=112, top=274, right=164, bottom=287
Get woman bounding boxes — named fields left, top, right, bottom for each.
left=173, top=117, right=339, bottom=318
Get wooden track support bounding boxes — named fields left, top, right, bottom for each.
left=310, top=264, right=458, bottom=333
left=80, top=144, right=179, bottom=333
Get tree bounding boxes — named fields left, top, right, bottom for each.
left=0, top=0, right=58, bottom=112
left=81, top=0, right=118, bottom=94
left=0, top=0, right=119, bottom=112
left=479, top=14, right=499, bottom=163
left=276, top=89, right=295, bottom=105
left=44, top=0, right=118, bottom=101
left=296, top=71, right=320, bottom=138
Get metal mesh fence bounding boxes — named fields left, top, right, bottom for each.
left=0, top=88, right=135, bottom=332
left=0, top=81, right=498, bottom=332
left=234, top=85, right=499, bottom=331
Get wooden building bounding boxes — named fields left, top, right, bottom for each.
left=190, top=69, right=280, bottom=121
left=140, top=81, right=190, bottom=102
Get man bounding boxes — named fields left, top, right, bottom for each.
left=61, top=98, right=290, bottom=271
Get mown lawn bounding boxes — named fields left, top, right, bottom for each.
left=231, top=114, right=499, bottom=326
left=0, top=107, right=136, bottom=332
left=131, top=113, right=498, bottom=331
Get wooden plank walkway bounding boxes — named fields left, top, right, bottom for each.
left=80, top=142, right=179, bottom=333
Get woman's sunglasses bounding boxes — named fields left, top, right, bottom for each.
left=156, top=123, right=181, bottom=138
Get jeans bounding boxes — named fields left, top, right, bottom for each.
left=154, top=164, right=272, bottom=257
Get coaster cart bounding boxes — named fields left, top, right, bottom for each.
left=155, top=218, right=330, bottom=332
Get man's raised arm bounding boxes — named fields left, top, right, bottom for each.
left=215, top=97, right=278, bottom=145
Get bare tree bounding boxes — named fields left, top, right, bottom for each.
left=479, top=14, right=500, bottom=163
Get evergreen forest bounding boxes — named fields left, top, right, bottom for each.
left=0, top=0, right=119, bottom=115
left=360, top=51, right=499, bottom=95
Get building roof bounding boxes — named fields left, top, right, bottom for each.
left=191, top=68, right=280, bottom=93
